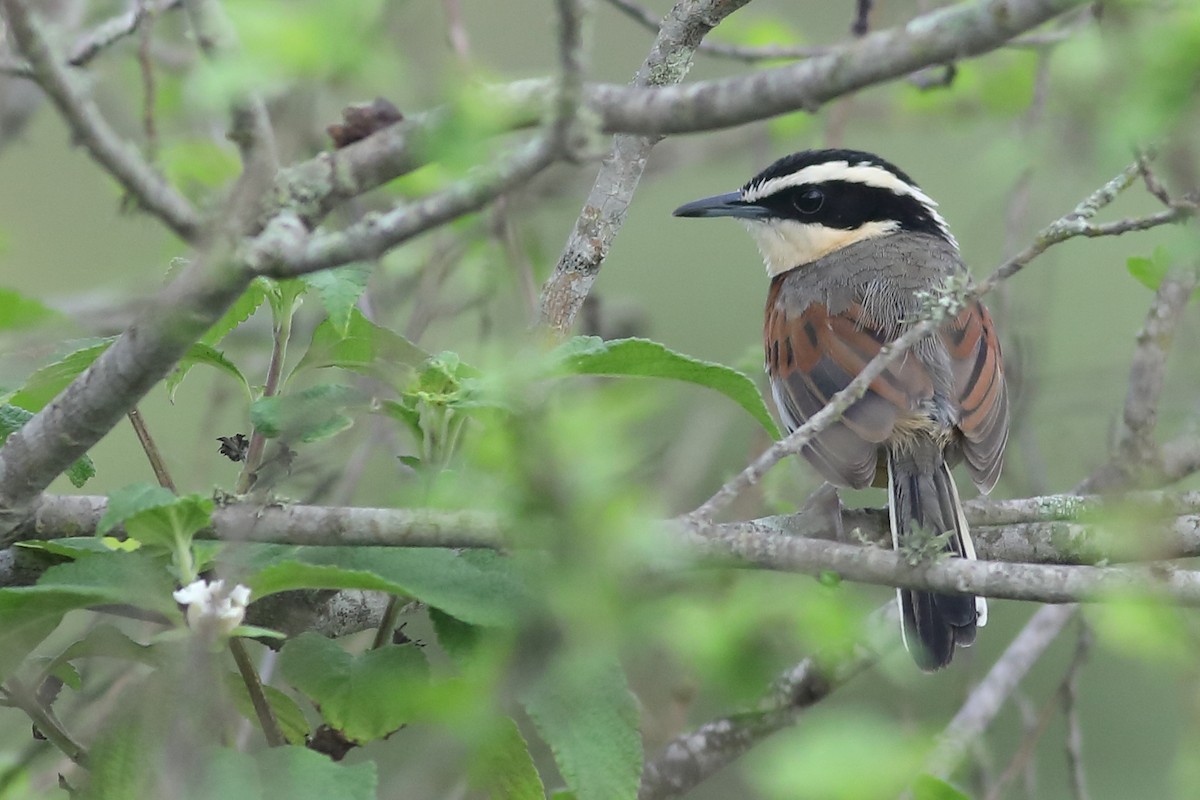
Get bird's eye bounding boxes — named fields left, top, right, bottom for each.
left=793, top=189, right=824, bottom=214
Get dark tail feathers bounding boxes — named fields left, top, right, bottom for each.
left=887, top=453, right=987, bottom=671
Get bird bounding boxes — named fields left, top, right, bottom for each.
left=673, top=149, right=1009, bottom=670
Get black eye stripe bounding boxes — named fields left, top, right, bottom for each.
left=755, top=180, right=947, bottom=240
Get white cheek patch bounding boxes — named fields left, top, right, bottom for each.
left=744, top=219, right=899, bottom=277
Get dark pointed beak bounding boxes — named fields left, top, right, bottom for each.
left=672, top=191, right=770, bottom=220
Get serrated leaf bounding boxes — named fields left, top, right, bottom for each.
left=0, top=404, right=95, bottom=488
left=223, top=671, right=311, bottom=745
left=7, top=338, right=115, bottom=412
left=167, top=342, right=251, bottom=403
left=429, top=607, right=483, bottom=667
left=244, top=547, right=528, bottom=627
left=521, top=651, right=642, bottom=800
left=302, top=265, right=370, bottom=337
left=292, top=307, right=426, bottom=383
left=97, top=483, right=178, bottom=536
left=249, top=384, right=367, bottom=443
left=279, top=633, right=428, bottom=743
left=205, top=279, right=270, bottom=347
left=556, top=337, right=780, bottom=438
left=470, top=717, right=546, bottom=800
left=0, top=287, right=61, bottom=331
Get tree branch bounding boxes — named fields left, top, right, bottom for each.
left=572, top=0, right=1093, bottom=135
left=1076, top=269, right=1199, bottom=493
left=924, top=604, right=1078, bottom=779
left=602, top=0, right=827, bottom=63
left=0, top=0, right=201, bottom=240
left=538, top=0, right=752, bottom=335
left=638, top=602, right=900, bottom=800
left=0, top=0, right=185, bottom=78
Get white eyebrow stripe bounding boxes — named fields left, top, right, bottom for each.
left=742, top=161, right=939, bottom=209
left=743, top=159, right=957, bottom=249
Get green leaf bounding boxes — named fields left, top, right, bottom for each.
left=122, top=494, right=214, bottom=553
left=45, top=623, right=164, bottom=674
left=470, top=717, right=546, bottom=800
left=88, top=741, right=378, bottom=800
left=250, top=384, right=366, bottom=443
left=279, top=633, right=428, bottom=743
left=293, top=307, right=427, bottom=383
left=37, top=551, right=182, bottom=620
left=97, top=483, right=178, bottom=536
left=302, top=265, right=371, bottom=337
left=1125, top=246, right=1197, bottom=295
left=223, top=671, right=311, bottom=745
left=257, top=746, right=377, bottom=800
left=6, top=338, right=114, bottom=412
left=429, top=607, right=483, bottom=667
left=83, top=717, right=156, bottom=800
left=0, top=287, right=61, bottom=331
left=245, top=547, right=528, bottom=627
left=521, top=652, right=642, bottom=800
left=748, top=712, right=923, bottom=799
left=0, top=553, right=180, bottom=681
left=203, top=279, right=270, bottom=347
left=0, top=404, right=95, bottom=488
left=911, top=774, right=973, bottom=800
left=167, top=342, right=251, bottom=403
left=556, top=337, right=780, bottom=439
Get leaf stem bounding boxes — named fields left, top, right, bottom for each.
left=229, top=638, right=286, bottom=747
left=3, top=677, right=88, bottom=766
left=236, top=301, right=294, bottom=493
left=127, top=405, right=177, bottom=492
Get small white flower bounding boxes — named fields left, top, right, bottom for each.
left=173, top=579, right=252, bottom=638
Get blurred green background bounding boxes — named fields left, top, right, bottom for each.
left=1, top=0, right=1199, bottom=798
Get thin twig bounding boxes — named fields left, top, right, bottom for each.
left=127, top=405, right=177, bottom=492
left=1076, top=268, right=1199, bottom=493
left=639, top=602, right=900, bottom=800
left=538, top=0, right=753, bottom=335
left=0, top=0, right=185, bottom=78
left=925, top=605, right=1077, bottom=778
left=978, top=616, right=1091, bottom=800
left=1063, top=622, right=1092, bottom=800
left=0, top=0, right=200, bottom=240
left=688, top=157, right=1195, bottom=521
left=2, top=677, right=88, bottom=766
left=235, top=304, right=293, bottom=494
left=137, top=0, right=159, bottom=161
left=228, top=638, right=286, bottom=747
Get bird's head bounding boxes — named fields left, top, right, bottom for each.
left=673, top=149, right=955, bottom=277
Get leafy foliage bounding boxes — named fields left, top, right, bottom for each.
left=279, top=633, right=428, bottom=743
left=555, top=337, right=780, bottom=438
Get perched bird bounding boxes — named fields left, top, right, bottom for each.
left=674, top=149, right=1009, bottom=670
